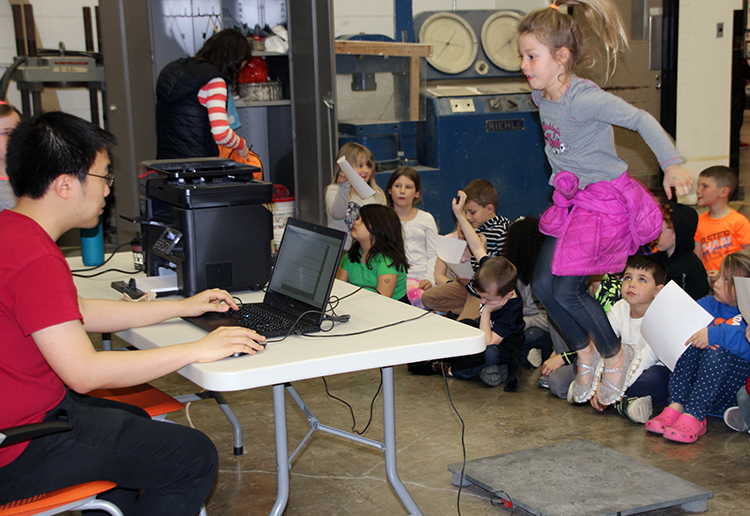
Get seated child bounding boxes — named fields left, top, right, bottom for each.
left=336, top=204, right=408, bottom=302
left=546, top=256, right=670, bottom=424
left=693, top=165, right=750, bottom=285
left=325, top=142, right=386, bottom=249
left=422, top=179, right=510, bottom=320
left=646, top=250, right=750, bottom=443
left=652, top=202, right=709, bottom=300
left=426, top=191, right=524, bottom=389
left=386, top=167, right=438, bottom=309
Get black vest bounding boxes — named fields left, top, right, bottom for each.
left=155, top=58, right=228, bottom=159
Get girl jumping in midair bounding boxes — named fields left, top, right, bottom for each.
left=522, top=0, right=693, bottom=406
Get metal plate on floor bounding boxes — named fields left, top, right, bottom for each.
left=448, top=439, right=713, bottom=516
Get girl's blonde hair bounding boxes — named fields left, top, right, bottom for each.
left=720, top=250, right=750, bottom=304
left=518, top=0, right=628, bottom=82
left=331, top=142, right=385, bottom=203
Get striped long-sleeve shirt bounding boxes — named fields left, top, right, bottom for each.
left=467, top=215, right=511, bottom=296
left=197, top=77, right=246, bottom=151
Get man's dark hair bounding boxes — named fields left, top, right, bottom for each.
left=7, top=111, right=116, bottom=199
left=473, top=256, right=517, bottom=297
left=624, top=255, right=667, bottom=286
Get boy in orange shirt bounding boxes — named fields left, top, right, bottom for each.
left=694, top=165, right=750, bottom=285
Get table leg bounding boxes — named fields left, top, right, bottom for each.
left=269, top=383, right=290, bottom=516
left=382, top=366, right=422, bottom=516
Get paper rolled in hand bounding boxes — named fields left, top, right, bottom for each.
left=337, top=156, right=376, bottom=199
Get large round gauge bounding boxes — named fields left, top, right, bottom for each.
left=418, top=12, right=478, bottom=74
left=481, top=11, right=522, bottom=72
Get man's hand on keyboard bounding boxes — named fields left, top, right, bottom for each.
left=180, top=288, right=239, bottom=317
left=192, top=326, right=266, bottom=362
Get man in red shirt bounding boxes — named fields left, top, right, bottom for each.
left=0, top=112, right=265, bottom=515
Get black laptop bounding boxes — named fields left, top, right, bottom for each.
left=183, top=218, right=346, bottom=337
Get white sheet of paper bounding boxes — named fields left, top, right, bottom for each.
left=734, top=276, right=750, bottom=323
left=337, top=156, right=376, bottom=199
left=436, top=236, right=473, bottom=279
left=437, top=235, right=467, bottom=263
left=135, top=273, right=178, bottom=293
left=641, top=280, right=714, bottom=371
left=445, top=260, right=474, bottom=280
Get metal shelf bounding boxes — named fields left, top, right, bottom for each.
left=235, top=99, right=291, bottom=108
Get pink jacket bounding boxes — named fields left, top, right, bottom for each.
left=539, top=171, right=661, bottom=276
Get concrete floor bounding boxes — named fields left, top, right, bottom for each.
left=143, top=356, right=749, bottom=516
left=70, top=119, right=750, bottom=515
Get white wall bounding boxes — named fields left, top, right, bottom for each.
left=0, top=0, right=100, bottom=121
left=333, top=0, right=548, bottom=39
left=0, top=0, right=741, bottom=189
left=675, top=0, right=742, bottom=197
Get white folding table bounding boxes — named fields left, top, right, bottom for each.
left=72, top=253, right=485, bottom=515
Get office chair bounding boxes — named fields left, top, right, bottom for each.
left=0, top=422, right=123, bottom=516
left=87, top=383, right=185, bottom=420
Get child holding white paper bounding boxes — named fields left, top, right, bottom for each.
left=646, top=250, right=750, bottom=443
left=386, top=167, right=438, bottom=309
left=325, top=143, right=386, bottom=249
left=434, top=227, right=485, bottom=288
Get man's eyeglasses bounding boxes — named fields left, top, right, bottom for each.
left=86, top=172, right=115, bottom=187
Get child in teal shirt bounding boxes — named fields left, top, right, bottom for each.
left=337, top=204, right=409, bottom=301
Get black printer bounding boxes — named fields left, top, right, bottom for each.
left=138, top=158, right=273, bottom=297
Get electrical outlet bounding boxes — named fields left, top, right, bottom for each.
left=450, top=99, right=475, bottom=113
left=717, top=23, right=724, bottom=38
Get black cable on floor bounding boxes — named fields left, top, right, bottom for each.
left=322, top=371, right=382, bottom=435
left=441, top=369, right=467, bottom=516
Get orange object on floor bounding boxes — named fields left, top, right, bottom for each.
left=87, top=384, right=185, bottom=418
left=0, top=481, right=117, bottom=516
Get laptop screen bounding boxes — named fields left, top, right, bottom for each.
left=266, top=219, right=345, bottom=311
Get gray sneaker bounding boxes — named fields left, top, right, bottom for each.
left=537, top=375, right=550, bottom=389
left=479, top=364, right=508, bottom=387
left=723, top=406, right=750, bottom=433
left=527, top=348, right=543, bottom=368
left=614, top=396, right=652, bottom=424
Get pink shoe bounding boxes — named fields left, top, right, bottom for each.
left=645, top=407, right=681, bottom=435
left=663, top=414, right=707, bottom=443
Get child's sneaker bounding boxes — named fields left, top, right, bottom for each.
left=479, top=364, right=508, bottom=387
left=614, top=395, right=652, bottom=424
left=723, top=406, right=750, bottom=432
left=526, top=348, right=543, bottom=368
left=537, top=375, right=550, bottom=389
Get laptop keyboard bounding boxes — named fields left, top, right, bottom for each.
left=227, top=304, right=293, bottom=333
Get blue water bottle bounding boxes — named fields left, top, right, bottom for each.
left=80, top=216, right=105, bottom=266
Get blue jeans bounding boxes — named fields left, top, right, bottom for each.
left=531, top=237, right=620, bottom=358
left=449, top=329, right=523, bottom=380
left=0, top=390, right=217, bottom=516
left=627, top=365, right=670, bottom=406
left=523, top=326, right=554, bottom=364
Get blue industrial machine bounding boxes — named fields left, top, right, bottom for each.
left=335, top=7, right=552, bottom=232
